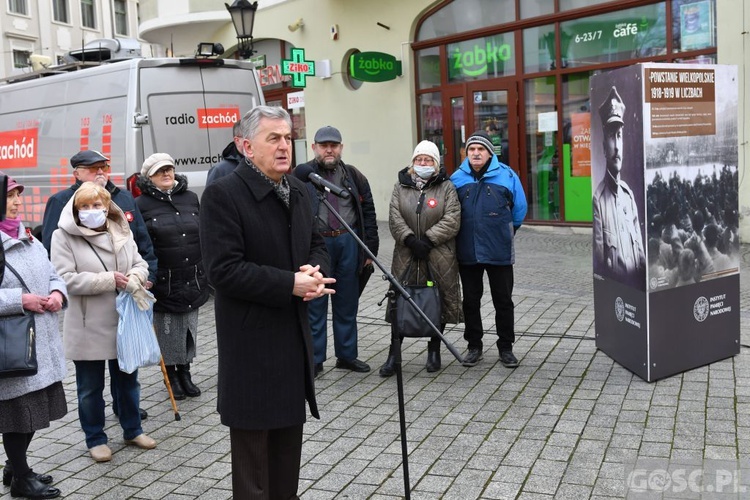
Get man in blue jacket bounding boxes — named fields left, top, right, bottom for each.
left=42, top=149, right=157, bottom=420
left=451, top=131, right=528, bottom=368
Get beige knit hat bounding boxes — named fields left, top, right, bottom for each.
left=141, top=153, right=175, bottom=177
left=411, top=140, right=441, bottom=166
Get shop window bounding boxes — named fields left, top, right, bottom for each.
left=562, top=71, right=595, bottom=222
left=525, top=77, right=560, bottom=221
left=521, top=0, right=554, bottom=19
left=674, top=54, right=716, bottom=64
left=419, top=93, right=444, bottom=164
left=560, top=3, right=667, bottom=68
left=417, top=0, right=515, bottom=41
left=446, top=32, right=515, bottom=83
left=417, top=47, right=441, bottom=90
left=560, top=0, right=612, bottom=10
left=672, top=0, right=716, bottom=53
left=523, top=24, right=555, bottom=73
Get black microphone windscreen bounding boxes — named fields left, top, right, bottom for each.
left=293, top=164, right=314, bottom=182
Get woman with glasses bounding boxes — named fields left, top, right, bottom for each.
left=379, top=140, right=463, bottom=376
left=135, top=154, right=209, bottom=400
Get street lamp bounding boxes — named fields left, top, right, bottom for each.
left=225, top=0, right=258, bottom=59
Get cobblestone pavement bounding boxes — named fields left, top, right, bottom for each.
left=2, top=222, right=749, bottom=499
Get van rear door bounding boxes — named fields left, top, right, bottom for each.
left=138, top=59, right=262, bottom=195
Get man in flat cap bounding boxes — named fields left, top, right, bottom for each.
left=295, top=126, right=379, bottom=377
left=593, top=86, right=646, bottom=285
left=451, top=130, right=527, bottom=369
left=42, top=149, right=156, bottom=420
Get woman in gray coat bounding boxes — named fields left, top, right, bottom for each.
left=0, top=175, right=67, bottom=499
left=380, top=140, right=462, bottom=376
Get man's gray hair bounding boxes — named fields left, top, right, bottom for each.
left=239, top=106, right=292, bottom=140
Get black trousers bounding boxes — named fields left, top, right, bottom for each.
left=459, top=263, right=515, bottom=352
left=230, top=425, right=303, bottom=500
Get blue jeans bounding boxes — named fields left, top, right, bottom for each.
left=74, top=360, right=143, bottom=448
left=309, top=232, right=360, bottom=364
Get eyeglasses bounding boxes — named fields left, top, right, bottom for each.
left=413, top=156, right=435, bottom=165
left=157, top=167, right=175, bottom=175
left=77, top=164, right=111, bottom=172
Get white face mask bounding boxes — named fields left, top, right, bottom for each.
left=78, top=209, right=107, bottom=229
left=414, top=165, right=436, bottom=179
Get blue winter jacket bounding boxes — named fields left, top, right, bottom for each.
left=450, top=155, right=528, bottom=266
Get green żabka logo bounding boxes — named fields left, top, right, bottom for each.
left=349, top=52, right=402, bottom=82
left=451, top=41, right=512, bottom=78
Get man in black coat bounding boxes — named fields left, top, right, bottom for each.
left=206, top=120, right=244, bottom=186
left=200, top=106, right=334, bottom=499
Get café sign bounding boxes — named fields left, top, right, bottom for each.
left=349, top=52, right=402, bottom=82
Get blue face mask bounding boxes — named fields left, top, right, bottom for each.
left=414, top=165, right=436, bottom=179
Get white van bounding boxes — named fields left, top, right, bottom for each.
left=0, top=55, right=263, bottom=231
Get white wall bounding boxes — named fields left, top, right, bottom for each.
left=245, top=0, right=440, bottom=219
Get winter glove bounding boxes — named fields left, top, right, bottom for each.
left=411, top=238, right=433, bottom=261
left=404, top=234, right=418, bottom=250
left=125, top=279, right=156, bottom=311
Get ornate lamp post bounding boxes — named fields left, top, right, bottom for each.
left=225, top=0, right=258, bottom=59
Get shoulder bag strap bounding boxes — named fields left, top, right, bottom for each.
left=5, top=262, right=31, bottom=293
left=84, top=240, right=109, bottom=271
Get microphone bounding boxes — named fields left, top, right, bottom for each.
left=293, top=164, right=350, bottom=199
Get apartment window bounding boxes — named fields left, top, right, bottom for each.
left=8, top=0, right=28, bottom=15
left=13, top=50, right=31, bottom=68
left=81, top=0, right=95, bottom=28
left=53, top=0, right=69, bottom=23
left=114, top=0, right=128, bottom=35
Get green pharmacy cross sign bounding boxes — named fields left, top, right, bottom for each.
left=281, top=48, right=315, bottom=88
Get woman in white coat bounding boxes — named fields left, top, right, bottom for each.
left=51, top=182, right=155, bottom=463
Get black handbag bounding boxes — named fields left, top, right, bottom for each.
left=394, top=259, right=442, bottom=338
left=0, top=262, right=37, bottom=378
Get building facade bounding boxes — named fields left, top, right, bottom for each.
left=1, top=0, right=153, bottom=76
left=10, top=0, right=747, bottom=236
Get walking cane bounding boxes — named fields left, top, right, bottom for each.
left=152, top=325, right=181, bottom=421
left=159, top=357, right=181, bottom=421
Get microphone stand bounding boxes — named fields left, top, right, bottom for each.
left=315, top=190, right=463, bottom=500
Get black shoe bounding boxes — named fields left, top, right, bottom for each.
left=461, top=347, right=483, bottom=367
left=113, top=407, right=148, bottom=420
left=335, top=358, right=371, bottom=373
left=166, top=366, right=187, bottom=400
left=314, top=363, right=324, bottom=378
left=10, top=471, right=60, bottom=499
left=378, top=356, right=396, bottom=378
left=425, top=350, right=441, bottom=372
left=500, top=350, right=519, bottom=368
left=177, top=364, right=201, bottom=397
left=3, top=462, right=52, bottom=487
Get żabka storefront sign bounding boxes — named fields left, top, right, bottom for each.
left=349, top=52, right=402, bottom=82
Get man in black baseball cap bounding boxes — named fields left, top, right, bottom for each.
left=295, top=126, right=379, bottom=377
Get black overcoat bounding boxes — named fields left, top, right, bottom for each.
left=200, top=160, right=328, bottom=430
